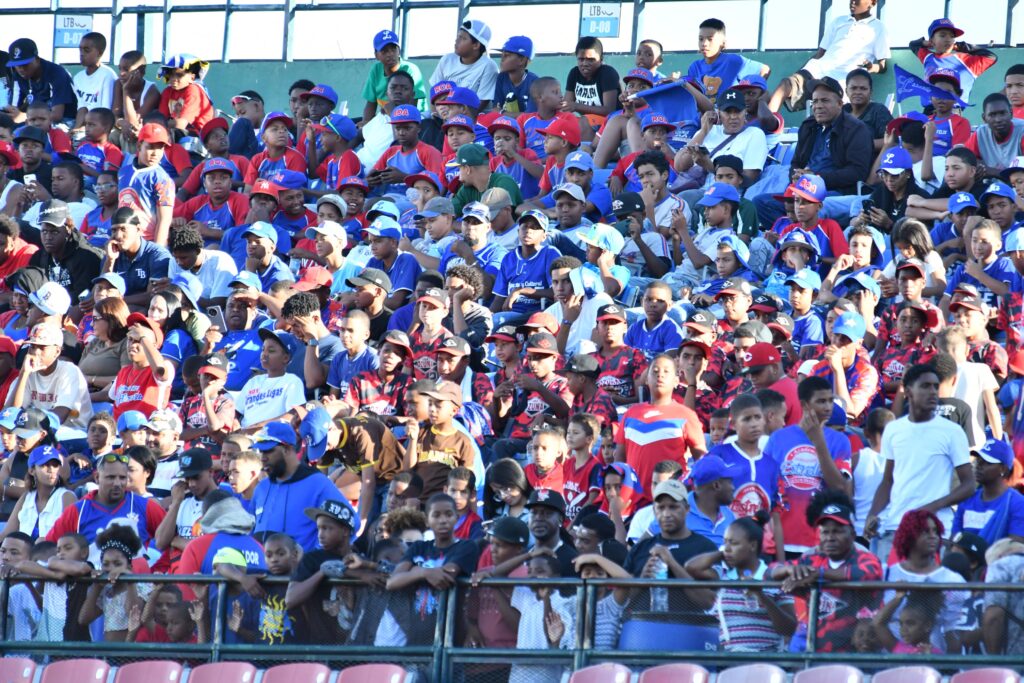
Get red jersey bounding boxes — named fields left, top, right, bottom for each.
left=616, top=400, right=704, bottom=502
left=875, top=343, right=935, bottom=400
left=778, top=218, right=849, bottom=259
left=111, top=365, right=171, bottom=418
left=0, top=238, right=37, bottom=292
left=453, top=509, right=483, bottom=540
left=469, top=372, right=495, bottom=406
left=809, top=354, right=879, bottom=423
left=589, top=346, right=647, bottom=400
left=345, top=370, right=413, bottom=416
left=244, top=147, right=307, bottom=186
left=673, top=383, right=721, bottom=431
left=969, top=338, right=1008, bottom=381
left=163, top=143, right=194, bottom=178
left=46, top=127, right=72, bottom=154
left=573, top=386, right=619, bottom=431
left=875, top=300, right=943, bottom=352
left=179, top=155, right=252, bottom=196
left=538, top=156, right=565, bottom=195
left=159, top=83, right=215, bottom=132
left=173, top=191, right=250, bottom=225
left=408, top=327, right=453, bottom=380
left=524, top=463, right=564, bottom=492
left=179, top=390, right=237, bottom=453
left=769, top=376, right=803, bottom=426
left=562, top=454, right=602, bottom=521
left=316, top=149, right=362, bottom=187
left=508, top=374, right=574, bottom=440
left=372, top=142, right=444, bottom=179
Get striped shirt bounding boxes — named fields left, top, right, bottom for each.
left=714, top=561, right=793, bottom=652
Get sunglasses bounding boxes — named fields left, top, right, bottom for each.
left=100, top=453, right=130, bottom=464
left=231, top=95, right=253, bottom=106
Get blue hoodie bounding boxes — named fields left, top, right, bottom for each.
left=252, top=465, right=353, bottom=552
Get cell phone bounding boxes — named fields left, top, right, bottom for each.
left=206, top=305, right=228, bottom=331
left=22, top=173, right=36, bottom=186
left=861, top=199, right=875, bottom=213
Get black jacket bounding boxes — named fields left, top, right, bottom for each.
left=29, top=228, right=103, bottom=303
left=792, top=111, right=874, bottom=195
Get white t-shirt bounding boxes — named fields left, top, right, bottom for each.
left=880, top=415, right=970, bottom=533
left=168, top=248, right=239, bottom=300
left=703, top=125, right=768, bottom=171
left=545, top=292, right=613, bottom=358
left=175, top=495, right=205, bottom=542
left=238, top=373, right=305, bottom=427
left=805, top=14, right=891, bottom=82
left=509, top=587, right=574, bottom=683
left=954, top=361, right=999, bottom=448
left=914, top=155, right=945, bottom=194
left=489, top=226, right=521, bottom=253
left=652, top=193, right=691, bottom=232
left=6, top=360, right=93, bottom=430
left=356, top=112, right=394, bottom=168
left=621, top=232, right=671, bottom=276
left=430, top=53, right=499, bottom=101
left=72, top=65, right=117, bottom=111
left=853, top=446, right=885, bottom=536
left=627, top=504, right=656, bottom=541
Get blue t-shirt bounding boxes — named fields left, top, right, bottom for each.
left=709, top=442, right=781, bottom=517
left=685, top=53, right=764, bottom=102
left=272, top=210, right=311, bottom=239
left=112, top=239, right=170, bottom=295
left=540, top=182, right=614, bottom=222
left=13, top=58, right=77, bottom=112
left=387, top=301, right=414, bottom=333
left=161, top=328, right=198, bottom=396
left=492, top=156, right=540, bottom=200
left=215, top=323, right=273, bottom=391
left=82, top=205, right=113, bottom=248
left=494, top=71, right=539, bottom=114
left=493, top=245, right=561, bottom=315
left=685, top=491, right=735, bottom=546
left=623, top=318, right=684, bottom=360
left=255, top=256, right=296, bottom=292
left=952, top=488, right=1024, bottom=545
left=326, top=346, right=380, bottom=397
left=219, top=223, right=291, bottom=271
left=945, top=257, right=1016, bottom=309
left=118, top=162, right=175, bottom=221
left=791, top=310, right=824, bottom=354
left=252, top=466, right=350, bottom=552
left=366, top=251, right=423, bottom=295
left=438, top=241, right=507, bottom=278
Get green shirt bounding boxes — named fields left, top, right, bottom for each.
left=362, top=60, right=428, bottom=112
left=452, top=172, right=524, bottom=216
left=694, top=197, right=760, bottom=238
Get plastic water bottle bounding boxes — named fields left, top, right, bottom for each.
left=650, top=557, right=669, bottom=612
left=289, top=257, right=301, bottom=276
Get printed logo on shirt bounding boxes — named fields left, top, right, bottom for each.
left=732, top=482, right=771, bottom=518
left=779, top=444, right=823, bottom=490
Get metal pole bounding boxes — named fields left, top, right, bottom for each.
left=162, top=0, right=170, bottom=64
left=432, top=588, right=450, bottom=682
left=222, top=0, right=232, bottom=63
left=457, top=0, right=469, bottom=34
left=757, top=0, right=767, bottom=51
left=576, top=582, right=594, bottom=670
left=629, top=0, right=643, bottom=53
left=817, top=0, right=828, bottom=47
left=211, top=578, right=226, bottom=663
left=805, top=584, right=820, bottom=662
left=112, top=0, right=123, bottom=66
left=1008, top=0, right=1019, bottom=46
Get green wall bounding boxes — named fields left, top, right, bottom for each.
left=140, top=47, right=1023, bottom=125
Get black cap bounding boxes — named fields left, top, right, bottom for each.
left=684, top=309, right=716, bottom=332
left=13, top=407, right=46, bottom=438
left=490, top=516, right=529, bottom=545
left=13, top=125, right=47, bottom=146
left=950, top=531, right=989, bottom=566
left=715, top=277, right=752, bottom=299
left=812, top=76, right=844, bottom=99
left=718, top=88, right=745, bottom=110
left=713, top=154, right=743, bottom=175
left=611, top=192, right=645, bottom=217
left=596, top=303, right=627, bottom=323
left=304, top=499, right=356, bottom=529
left=751, top=293, right=782, bottom=313
left=38, top=199, right=70, bottom=227
left=526, top=488, right=566, bottom=515
left=768, top=312, right=795, bottom=337
left=177, top=447, right=214, bottom=477
left=346, top=267, right=393, bottom=292
left=7, top=38, right=39, bottom=67
left=6, top=266, right=45, bottom=294
left=437, top=335, right=471, bottom=357
left=560, top=353, right=600, bottom=378
left=814, top=502, right=853, bottom=527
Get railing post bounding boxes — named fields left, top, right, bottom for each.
left=440, top=584, right=458, bottom=682
left=756, top=0, right=767, bottom=51
left=629, top=0, right=643, bottom=54
left=817, top=0, right=828, bottom=47
left=456, top=0, right=469, bottom=34
left=161, top=0, right=170, bottom=64
left=222, top=0, right=233, bottom=63
left=0, top=576, right=8, bottom=648
left=431, top=587, right=451, bottom=682
left=804, top=583, right=820, bottom=666
left=210, top=577, right=226, bottom=663
left=1008, top=0, right=1019, bottom=46
left=576, top=581, right=595, bottom=670
left=283, top=0, right=296, bottom=62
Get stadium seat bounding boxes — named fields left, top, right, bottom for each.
left=186, top=662, right=258, bottom=683
left=569, top=662, right=633, bottom=683
left=39, top=659, right=110, bottom=683
left=0, top=657, right=36, bottom=683
left=261, top=663, right=332, bottom=683
left=793, top=664, right=864, bottom=683
left=872, top=666, right=942, bottom=683
left=950, top=669, right=1021, bottom=683
left=113, top=660, right=183, bottom=682
left=638, top=662, right=710, bottom=682
left=336, top=663, right=407, bottom=682
left=717, top=663, right=787, bottom=683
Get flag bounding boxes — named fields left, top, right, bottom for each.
left=894, top=64, right=970, bottom=109
left=635, top=80, right=701, bottom=137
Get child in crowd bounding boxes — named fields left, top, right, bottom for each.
left=688, top=18, right=767, bottom=102
left=11, top=531, right=92, bottom=641
left=79, top=523, right=149, bottom=641
left=873, top=591, right=944, bottom=654
left=405, top=380, right=476, bottom=499
left=489, top=115, right=542, bottom=199
left=129, top=585, right=184, bottom=642
left=483, top=459, right=532, bottom=522
left=446, top=467, right=483, bottom=541
left=465, top=516, right=530, bottom=659
left=910, top=18, right=997, bottom=103
left=562, top=413, right=603, bottom=521
left=494, top=36, right=538, bottom=115
left=941, top=219, right=1014, bottom=314
left=429, top=20, right=499, bottom=109
left=77, top=107, right=123, bottom=184
left=72, top=32, right=118, bottom=130
left=525, top=426, right=566, bottom=491
left=158, top=54, right=214, bottom=134
left=369, top=105, right=443, bottom=196
left=520, top=77, right=574, bottom=160
left=564, top=37, right=621, bottom=128
left=572, top=546, right=631, bottom=649
left=625, top=281, right=684, bottom=358
left=508, top=553, right=576, bottom=683
left=244, top=112, right=306, bottom=188
left=707, top=408, right=730, bottom=448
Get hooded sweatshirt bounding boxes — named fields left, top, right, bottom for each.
left=252, top=464, right=349, bottom=552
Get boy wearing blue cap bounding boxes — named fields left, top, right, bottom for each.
left=978, top=180, right=1022, bottom=236
left=490, top=210, right=560, bottom=325
left=685, top=454, right=738, bottom=545
left=368, top=105, right=444, bottom=196
left=365, top=216, right=424, bottom=309
left=808, top=312, right=879, bottom=424
left=267, top=169, right=317, bottom=238
left=854, top=147, right=926, bottom=233
left=493, top=36, right=538, bottom=115
left=953, top=439, right=1024, bottom=544
left=691, top=235, right=756, bottom=304
left=942, top=219, right=1014, bottom=314
left=910, top=19, right=997, bottom=104
left=532, top=151, right=612, bottom=222
left=590, top=67, right=656, bottom=169
left=243, top=112, right=306, bottom=191
left=362, top=30, right=427, bottom=123
left=306, top=114, right=361, bottom=195
left=172, top=158, right=250, bottom=245
left=242, top=222, right=294, bottom=291
left=488, top=116, right=542, bottom=199
left=784, top=267, right=824, bottom=355
left=670, top=181, right=737, bottom=287
left=429, top=19, right=499, bottom=109
left=686, top=19, right=769, bottom=104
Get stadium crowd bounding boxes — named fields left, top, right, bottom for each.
left=3, top=0, right=1024, bottom=672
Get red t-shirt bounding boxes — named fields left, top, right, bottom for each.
left=589, top=346, right=647, bottom=400
left=173, top=191, right=250, bottom=225
left=0, top=238, right=37, bottom=292
left=244, top=147, right=307, bottom=186
left=111, top=365, right=172, bottom=418
left=159, top=83, right=215, bottom=132
left=508, top=375, right=574, bottom=440
left=769, top=376, right=803, bottom=426
left=562, top=454, right=603, bottom=521
left=616, top=400, right=704, bottom=502
left=179, top=155, right=252, bottom=196
left=524, top=463, right=564, bottom=492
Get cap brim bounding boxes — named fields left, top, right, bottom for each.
left=292, top=280, right=326, bottom=292
left=524, top=347, right=559, bottom=356
left=14, top=428, right=42, bottom=439
left=484, top=333, right=518, bottom=343
left=252, top=440, right=284, bottom=451
left=815, top=514, right=853, bottom=527
left=6, top=56, right=35, bottom=67
left=595, top=315, right=626, bottom=323
left=790, top=188, right=822, bottom=204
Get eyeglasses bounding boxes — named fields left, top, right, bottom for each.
left=231, top=95, right=253, bottom=106
left=100, top=453, right=130, bottom=464
left=94, top=183, right=116, bottom=190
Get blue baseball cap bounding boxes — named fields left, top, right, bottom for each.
left=117, top=410, right=149, bottom=433
left=230, top=270, right=261, bottom=290
left=928, top=18, right=964, bottom=37
left=565, top=150, right=594, bottom=171
left=259, top=111, right=294, bottom=137
left=257, top=327, right=302, bottom=359
left=367, top=199, right=401, bottom=222
left=696, top=182, right=741, bottom=207
left=1006, top=228, right=1024, bottom=252
left=833, top=311, right=867, bottom=343
left=687, top=454, right=739, bottom=487
left=0, top=407, right=20, bottom=431
left=577, top=223, right=625, bottom=253
left=373, top=29, right=400, bottom=51
left=792, top=173, right=827, bottom=203
left=389, top=104, right=422, bottom=125
left=785, top=267, right=822, bottom=291
left=300, top=84, right=339, bottom=107
left=442, top=114, right=476, bottom=131
left=318, top=114, right=358, bottom=142
left=947, top=191, right=979, bottom=214
left=624, top=68, right=656, bottom=87
left=641, top=111, right=677, bottom=132
left=28, top=445, right=61, bottom=469
left=299, top=407, right=332, bottom=462
left=430, top=80, right=456, bottom=103
left=717, top=234, right=750, bottom=268
left=519, top=209, right=550, bottom=232
left=977, top=438, right=1014, bottom=469
left=494, top=36, right=534, bottom=59
left=201, top=157, right=238, bottom=178
left=267, top=169, right=306, bottom=191
left=364, top=216, right=403, bottom=240
left=252, top=422, right=299, bottom=451
left=488, top=115, right=521, bottom=137
left=878, top=147, right=913, bottom=174
left=837, top=269, right=881, bottom=298
left=981, top=180, right=1017, bottom=203
left=734, top=75, right=769, bottom=91
left=243, top=221, right=279, bottom=245
left=438, top=86, right=481, bottom=110
left=92, top=272, right=126, bottom=295
left=171, top=272, right=203, bottom=309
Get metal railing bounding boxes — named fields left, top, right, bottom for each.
left=4, top=573, right=1024, bottom=678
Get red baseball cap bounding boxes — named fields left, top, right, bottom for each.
left=251, top=179, right=280, bottom=201
left=680, top=339, right=711, bottom=358
left=0, top=336, right=16, bottom=356
left=137, top=123, right=170, bottom=146
left=740, top=342, right=781, bottom=373
left=126, top=312, right=164, bottom=348
left=291, top=266, right=333, bottom=292
left=520, top=311, right=559, bottom=335
left=772, top=185, right=797, bottom=202
left=200, top=117, right=229, bottom=141
left=0, top=141, right=21, bottom=169
left=537, top=118, right=581, bottom=147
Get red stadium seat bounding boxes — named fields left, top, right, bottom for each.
left=186, top=662, right=258, bottom=683
left=0, top=657, right=36, bottom=683
left=794, top=664, right=864, bottom=683
left=872, top=666, right=943, bottom=683
left=717, top=663, right=787, bottom=683
left=261, top=663, right=332, bottom=683
left=113, top=660, right=183, bottom=682
left=336, top=663, right=407, bottom=682
left=39, top=659, right=111, bottom=683
left=951, top=670, right=1021, bottom=683
left=638, top=662, right=710, bottom=683
left=569, top=662, right=633, bottom=683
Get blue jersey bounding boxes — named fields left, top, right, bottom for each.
left=219, top=223, right=291, bottom=271
left=709, top=442, right=781, bottom=519
left=272, top=210, right=312, bottom=238
left=623, top=318, right=684, bottom=360
left=494, top=71, right=539, bottom=114
left=82, top=205, right=113, bottom=248
left=791, top=311, right=824, bottom=354
left=117, top=162, right=175, bottom=222
left=492, top=245, right=561, bottom=315
left=952, top=488, right=1024, bottom=545
left=945, top=257, right=1016, bottom=309
left=192, top=201, right=239, bottom=234
left=254, top=256, right=296, bottom=292
left=439, top=241, right=507, bottom=278
left=492, top=156, right=540, bottom=200
left=215, top=324, right=273, bottom=391
left=161, top=329, right=198, bottom=396
left=686, top=53, right=764, bottom=102
left=326, top=346, right=380, bottom=397
left=541, top=182, right=614, bottom=222
left=111, top=239, right=170, bottom=295
left=367, top=251, right=423, bottom=295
